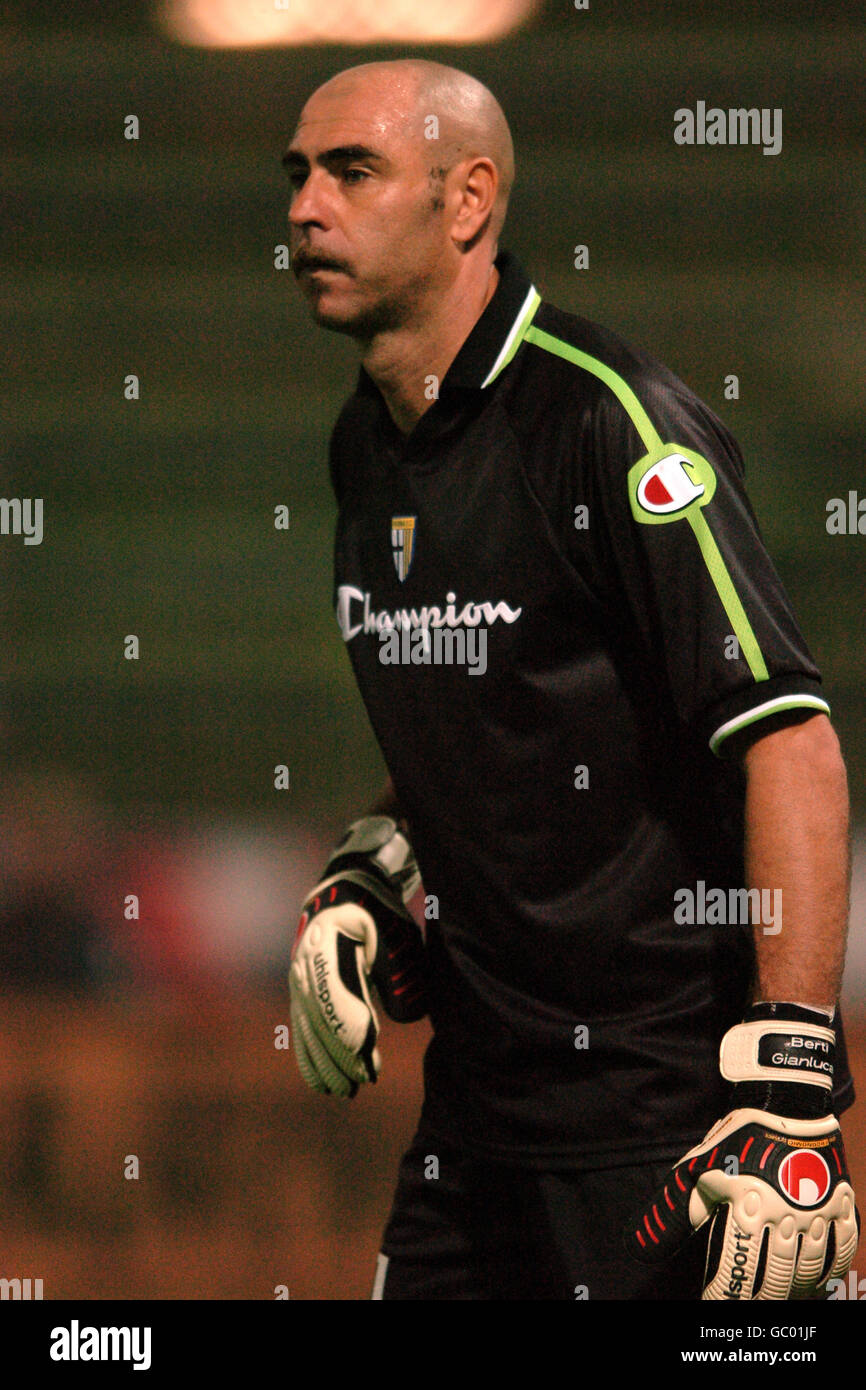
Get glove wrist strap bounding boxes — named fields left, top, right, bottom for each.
left=721, top=1001, right=836, bottom=1120
left=323, top=816, right=420, bottom=903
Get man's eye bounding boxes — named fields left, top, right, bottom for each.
left=343, top=168, right=369, bottom=183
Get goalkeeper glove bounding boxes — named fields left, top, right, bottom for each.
left=289, top=815, right=428, bottom=1099
left=626, top=1002, right=859, bottom=1299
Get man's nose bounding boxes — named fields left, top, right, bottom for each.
left=289, top=171, right=329, bottom=227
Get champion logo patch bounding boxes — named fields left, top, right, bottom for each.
left=627, top=443, right=717, bottom=526
left=636, top=453, right=705, bottom=514
left=778, top=1150, right=831, bottom=1206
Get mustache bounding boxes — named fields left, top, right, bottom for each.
left=292, top=250, right=348, bottom=277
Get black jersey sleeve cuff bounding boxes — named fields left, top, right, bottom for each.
left=700, top=674, right=830, bottom=759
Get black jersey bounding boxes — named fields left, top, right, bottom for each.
left=327, top=249, right=853, bottom=1167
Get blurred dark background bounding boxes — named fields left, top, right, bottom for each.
left=2, top=0, right=865, bottom=1299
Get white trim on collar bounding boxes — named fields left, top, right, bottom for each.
left=480, top=285, right=542, bottom=388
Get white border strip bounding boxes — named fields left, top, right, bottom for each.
left=481, top=284, right=541, bottom=388
left=371, top=1252, right=389, bottom=1301
left=709, top=694, right=830, bottom=754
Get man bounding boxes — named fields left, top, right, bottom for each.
left=284, top=59, right=858, bottom=1300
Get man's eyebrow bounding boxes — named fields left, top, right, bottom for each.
left=281, top=144, right=388, bottom=170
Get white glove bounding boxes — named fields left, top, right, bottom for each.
left=290, top=898, right=380, bottom=1097
left=626, top=1004, right=859, bottom=1299
left=289, top=817, right=427, bottom=1098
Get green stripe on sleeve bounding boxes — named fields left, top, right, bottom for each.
left=523, top=325, right=663, bottom=453
left=525, top=325, right=770, bottom=686
left=687, top=509, right=768, bottom=681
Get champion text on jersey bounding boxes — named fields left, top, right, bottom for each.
left=336, top=585, right=523, bottom=642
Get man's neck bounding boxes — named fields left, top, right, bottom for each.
left=361, top=259, right=500, bottom=436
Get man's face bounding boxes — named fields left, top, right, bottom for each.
left=285, top=74, right=451, bottom=337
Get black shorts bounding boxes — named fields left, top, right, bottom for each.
left=373, top=1127, right=710, bottom=1300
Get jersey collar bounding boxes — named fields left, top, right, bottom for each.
left=442, top=249, right=541, bottom=390
left=356, top=249, right=541, bottom=403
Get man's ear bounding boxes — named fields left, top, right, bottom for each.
left=449, top=156, right=498, bottom=249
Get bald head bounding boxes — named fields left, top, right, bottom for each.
left=287, top=59, right=514, bottom=345
left=309, top=59, right=514, bottom=245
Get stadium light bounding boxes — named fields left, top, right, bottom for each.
left=160, top=0, right=540, bottom=47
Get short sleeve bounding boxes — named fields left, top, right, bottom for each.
left=582, top=369, right=829, bottom=757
